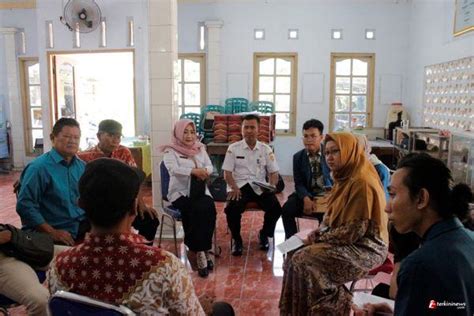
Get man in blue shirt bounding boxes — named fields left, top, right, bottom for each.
left=16, top=118, right=86, bottom=245
left=281, top=119, right=332, bottom=239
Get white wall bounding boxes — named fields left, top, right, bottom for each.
left=0, top=8, right=38, bottom=146
left=2, top=0, right=472, bottom=174
left=36, top=0, right=150, bottom=152
left=0, top=0, right=149, bottom=161
left=178, top=0, right=411, bottom=174
left=406, top=0, right=474, bottom=126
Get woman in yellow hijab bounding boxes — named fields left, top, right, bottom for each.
left=279, top=132, right=388, bottom=315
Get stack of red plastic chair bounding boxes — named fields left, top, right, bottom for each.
left=258, top=114, right=275, bottom=143
left=228, top=115, right=243, bottom=143
left=213, top=115, right=228, bottom=143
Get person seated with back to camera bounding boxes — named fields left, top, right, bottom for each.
left=78, top=119, right=159, bottom=245
left=353, top=153, right=474, bottom=316
left=281, top=119, right=333, bottom=240
left=160, top=119, right=216, bottom=278
left=222, top=114, right=282, bottom=256
left=48, top=158, right=217, bottom=315
left=279, top=132, right=389, bottom=315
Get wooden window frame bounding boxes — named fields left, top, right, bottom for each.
left=19, top=57, right=41, bottom=156
left=329, top=53, right=375, bottom=131
left=47, top=49, right=137, bottom=135
left=177, top=53, right=206, bottom=116
left=253, top=52, right=298, bottom=136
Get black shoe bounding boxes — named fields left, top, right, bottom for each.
left=231, top=239, right=243, bottom=256
left=198, top=267, right=209, bottom=278
left=207, top=259, right=214, bottom=271
left=259, top=230, right=269, bottom=251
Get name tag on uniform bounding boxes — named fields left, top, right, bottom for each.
left=179, top=156, right=188, bottom=159
left=236, top=156, right=245, bottom=159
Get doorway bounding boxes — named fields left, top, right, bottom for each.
left=49, top=50, right=135, bottom=149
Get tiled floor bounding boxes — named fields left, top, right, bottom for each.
left=0, top=172, right=389, bottom=315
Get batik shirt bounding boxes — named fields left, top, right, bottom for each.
left=307, top=151, right=324, bottom=195
left=48, top=232, right=205, bottom=316
left=78, top=145, right=137, bottom=167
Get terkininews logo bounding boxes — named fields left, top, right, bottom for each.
left=428, top=300, right=466, bottom=310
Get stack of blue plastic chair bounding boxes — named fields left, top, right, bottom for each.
left=200, top=105, right=225, bottom=144
left=179, top=113, right=202, bottom=135
left=224, top=98, right=249, bottom=114
left=249, top=101, right=274, bottom=113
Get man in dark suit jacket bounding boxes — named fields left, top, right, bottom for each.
left=282, top=119, right=332, bottom=239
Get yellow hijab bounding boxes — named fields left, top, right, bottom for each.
left=324, top=132, right=388, bottom=244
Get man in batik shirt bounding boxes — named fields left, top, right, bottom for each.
left=78, top=119, right=159, bottom=244
left=48, top=158, right=205, bottom=315
left=281, top=119, right=333, bottom=239
left=78, top=119, right=136, bottom=166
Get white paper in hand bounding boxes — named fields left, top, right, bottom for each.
left=252, top=180, right=276, bottom=192
left=276, top=236, right=304, bottom=255
left=352, top=292, right=395, bottom=311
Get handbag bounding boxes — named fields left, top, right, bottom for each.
left=189, top=157, right=207, bottom=200
left=190, top=175, right=207, bottom=200
left=209, top=176, right=227, bottom=202
left=0, top=224, right=54, bottom=268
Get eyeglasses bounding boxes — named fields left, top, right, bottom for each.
left=58, top=134, right=81, bottom=142
left=302, top=134, right=321, bottom=140
left=324, top=149, right=340, bottom=156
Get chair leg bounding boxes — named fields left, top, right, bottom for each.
left=213, top=229, right=221, bottom=257
left=158, top=214, right=165, bottom=248
left=172, top=219, right=179, bottom=256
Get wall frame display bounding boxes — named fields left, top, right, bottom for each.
left=423, top=56, right=474, bottom=133
left=454, top=0, right=474, bottom=36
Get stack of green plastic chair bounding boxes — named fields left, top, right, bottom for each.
left=249, top=101, right=274, bottom=113
left=179, top=113, right=201, bottom=135
left=224, top=98, right=249, bottom=114
left=200, top=105, right=225, bottom=144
